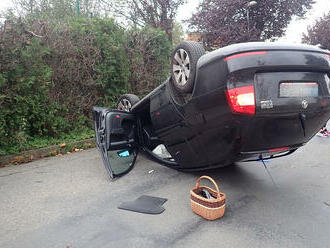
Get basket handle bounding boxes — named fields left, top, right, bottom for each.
left=195, top=176, right=221, bottom=198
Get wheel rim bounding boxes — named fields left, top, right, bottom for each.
left=172, top=48, right=190, bottom=86
left=117, top=98, right=132, bottom=112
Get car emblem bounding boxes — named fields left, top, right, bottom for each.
left=302, top=100, right=308, bottom=109
left=260, top=100, right=273, bottom=109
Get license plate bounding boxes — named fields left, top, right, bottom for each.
left=279, top=82, right=318, bottom=97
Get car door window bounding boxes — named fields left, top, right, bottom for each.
left=108, top=149, right=136, bottom=175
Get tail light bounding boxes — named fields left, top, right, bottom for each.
left=226, top=85, right=255, bottom=115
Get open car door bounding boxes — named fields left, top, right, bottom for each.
left=93, top=107, right=139, bottom=178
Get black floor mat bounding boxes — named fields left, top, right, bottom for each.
left=118, top=195, right=168, bottom=214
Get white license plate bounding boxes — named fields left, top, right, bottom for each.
left=280, top=82, right=318, bottom=97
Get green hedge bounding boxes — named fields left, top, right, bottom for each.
left=126, top=26, right=172, bottom=95
left=0, top=17, right=172, bottom=156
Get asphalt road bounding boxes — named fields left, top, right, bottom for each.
left=1, top=136, right=330, bottom=248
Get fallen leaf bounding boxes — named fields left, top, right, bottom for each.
left=14, top=156, right=24, bottom=162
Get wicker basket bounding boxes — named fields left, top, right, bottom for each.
left=190, top=176, right=226, bottom=220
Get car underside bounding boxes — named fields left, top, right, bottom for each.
left=93, top=42, right=330, bottom=179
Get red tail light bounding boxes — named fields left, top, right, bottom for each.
left=225, top=85, right=255, bottom=115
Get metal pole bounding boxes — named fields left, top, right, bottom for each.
left=76, top=0, right=80, bottom=16
left=247, top=8, right=250, bottom=38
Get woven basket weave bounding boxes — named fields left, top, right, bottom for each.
left=190, top=176, right=226, bottom=220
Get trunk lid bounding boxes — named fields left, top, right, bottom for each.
left=240, top=71, right=330, bottom=152
left=255, top=71, right=330, bottom=115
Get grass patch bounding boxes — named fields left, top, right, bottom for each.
left=0, top=128, right=94, bottom=156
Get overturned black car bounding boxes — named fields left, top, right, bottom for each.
left=93, top=41, right=330, bottom=178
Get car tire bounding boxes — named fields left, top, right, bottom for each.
left=116, top=94, right=140, bottom=112
left=171, top=41, right=205, bottom=94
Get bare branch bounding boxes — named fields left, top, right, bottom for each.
left=25, top=29, right=43, bottom=38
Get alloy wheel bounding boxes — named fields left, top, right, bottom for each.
left=117, top=98, right=132, bottom=112
left=172, top=48, right=190, bottom=86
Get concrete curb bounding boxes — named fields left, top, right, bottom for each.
left=0, top=138, right=96, bottom=166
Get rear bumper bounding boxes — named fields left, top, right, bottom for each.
left=193, top=44, right=330, bottom=98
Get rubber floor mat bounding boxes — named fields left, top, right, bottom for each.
left=118, top=195, right=168, bottom=214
